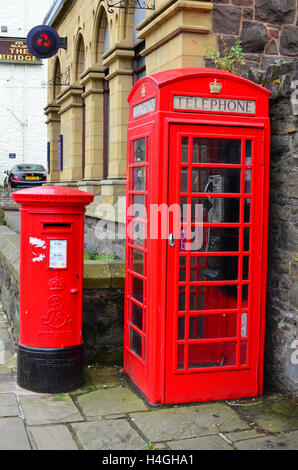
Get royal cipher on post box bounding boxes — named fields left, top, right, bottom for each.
left=124, top=68, right=271, bottom=405
left=12, top=186, right=94, bottom=393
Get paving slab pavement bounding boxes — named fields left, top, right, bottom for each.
left=0, top=305, right=297, bottom=454
left=4, top=210, right=20, bottom=234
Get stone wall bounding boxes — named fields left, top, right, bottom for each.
left=83, top=289, right=124, bottom=366
left=83, top=260, right=125, bottom=365
left=208, top=0, right=298, bottom=73
left=249, top=62, right=298, bottom=397
left=0, top=227, right=20, bottom=340
left=84, top=215, right=126, bottom=261
left=0, top=189, right=19, bottom=210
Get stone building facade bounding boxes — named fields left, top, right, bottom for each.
left=44, top=0, right=297, bottom=203
left=44, top=0, right=218, bottom=199
left=43, top=0, right=298, bottom=396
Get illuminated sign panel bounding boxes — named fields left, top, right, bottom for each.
left=0, top=38, right=42, bottom=64
left=133, top=97, right=156, bottom=118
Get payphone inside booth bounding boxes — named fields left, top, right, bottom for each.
left=125, top=69, right=271, bottom=405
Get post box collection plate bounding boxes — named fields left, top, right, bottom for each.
left=49, top=240, right=67, bottom=269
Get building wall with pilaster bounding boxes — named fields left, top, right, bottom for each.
left=45, top=0, right=216, bottom=206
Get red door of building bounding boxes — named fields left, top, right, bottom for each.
left=165, top=123, right=266, bottom=404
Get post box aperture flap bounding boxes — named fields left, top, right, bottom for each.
left=12, top=186, right=94, bottom=394
left=125, top=68, right=271, bottom=405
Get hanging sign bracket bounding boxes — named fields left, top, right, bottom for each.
left=106, top=0, right=155, bottom=14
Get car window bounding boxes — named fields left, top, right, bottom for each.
left=13, top=165, right=46, bottom=172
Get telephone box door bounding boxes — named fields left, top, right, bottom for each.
left=165, top=124, right=267, bottom=404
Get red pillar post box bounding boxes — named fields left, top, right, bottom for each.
left=12, top=186, right=94, bottom=393
left=124, top=68, right=271, bottom=405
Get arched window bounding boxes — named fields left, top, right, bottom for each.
left=104, top=20, right=109, bottom=54
left=74, top=33, right=86, bottom=179
left=53, top=57, right=61, bottom=100
left=92, top=7, right=110, bottom=179
left=103, top=15, right=110, bottom=179
left=94, top=8, right=109, bottom=64
left=76, top=34, right=86, bottom=80
left=132, top=8, right=146, bottom=84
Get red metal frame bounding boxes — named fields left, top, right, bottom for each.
left=125, top=68, right=271, bottom=405
left=165, top=125, right=264, bottom=403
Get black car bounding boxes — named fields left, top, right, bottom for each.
left=4, top=164, right=47, bottom=189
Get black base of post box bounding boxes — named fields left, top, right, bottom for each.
left=17, top=344, right=84, bottom=393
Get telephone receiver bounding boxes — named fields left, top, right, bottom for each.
left=203, top=175, right=224, bottom=254
left=204, top=175, right=224, bottom=224
left=203, top=179, right=214, bottom=212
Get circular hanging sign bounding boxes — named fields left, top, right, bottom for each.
left=26, top=25, right=61, bottom=59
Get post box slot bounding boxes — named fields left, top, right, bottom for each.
left=43, top=223, right=72, bottom=232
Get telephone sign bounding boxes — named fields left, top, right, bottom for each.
left=27, top=25, right=63, bottom=59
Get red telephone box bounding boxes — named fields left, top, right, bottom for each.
left=12, top=186, right=94, bottom=393
left=124, top=68, right=271, bottom=405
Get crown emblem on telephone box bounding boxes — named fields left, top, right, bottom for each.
left=210, top=79, right=222, bottom=94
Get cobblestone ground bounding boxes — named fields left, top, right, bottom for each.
left=0, top=306, right=298, bottom=451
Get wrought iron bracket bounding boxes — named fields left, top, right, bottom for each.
left=106, top=0, right=155, bottom=14
left=42, top=65, right=70, bottom=88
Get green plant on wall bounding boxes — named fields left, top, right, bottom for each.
left=84, top=243, right=117, bottom=261
left=84, top=245, right=98, bottom=260
left=206, top=37, right=246, bottom=75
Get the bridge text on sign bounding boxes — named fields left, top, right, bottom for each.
left=0, top=38, right=42, bottom=65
